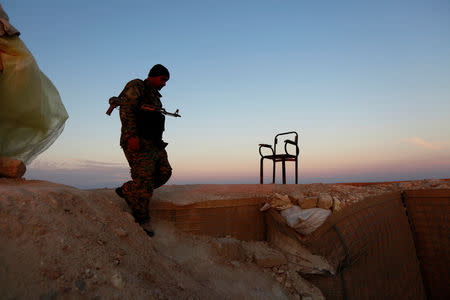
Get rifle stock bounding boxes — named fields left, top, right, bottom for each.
left=106, top=97, right=122, bottom=115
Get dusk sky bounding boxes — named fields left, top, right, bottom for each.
left=3, top=0, right=450, bottom=189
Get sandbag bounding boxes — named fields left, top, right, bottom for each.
left=260, top=193, right=294, bottom=211
left=280, top=206, right=331, bottom=235
left=0, top=6, right=68, bottom=164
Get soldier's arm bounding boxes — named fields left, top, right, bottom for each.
left=119, top=81, right=142, bottom=146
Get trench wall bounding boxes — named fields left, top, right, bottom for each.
left=293, top=192, right=426, bottom=299
left=150, top=197, right=266, bottom=241
left=403, top=190, right=449, bottom=300
left=150, top=189, right=449, bottom=299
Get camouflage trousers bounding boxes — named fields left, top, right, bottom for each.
left=121, top=139, right=172, bottom=223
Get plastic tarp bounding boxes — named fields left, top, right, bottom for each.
left=281, top=206, right=331, bottom=235
left=0, top=5, right=68, bottom=164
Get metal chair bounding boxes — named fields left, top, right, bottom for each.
left=259, top=131, right=299, bottom=184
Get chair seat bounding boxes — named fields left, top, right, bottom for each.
left=262, top=154, right=296, bottom=161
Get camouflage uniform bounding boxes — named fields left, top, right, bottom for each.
left=119, top=79, right=172, bottom=223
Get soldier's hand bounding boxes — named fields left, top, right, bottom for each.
left=128, top=137, right=140, bottom=152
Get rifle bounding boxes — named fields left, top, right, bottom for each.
left=106, top=96, right=181, bottom=117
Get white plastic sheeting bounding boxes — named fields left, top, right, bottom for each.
left=0, top=5, right=68, bottom=164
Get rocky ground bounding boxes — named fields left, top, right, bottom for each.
left=0, top=178, right=448, bottom=299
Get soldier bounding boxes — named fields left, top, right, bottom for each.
left=115, top=64, right=172, bottom=237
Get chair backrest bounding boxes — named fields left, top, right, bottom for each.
left=274, top=131, right=298, bottom=155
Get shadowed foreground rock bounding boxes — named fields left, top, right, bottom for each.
left=0, top=157, right=26, bottom=178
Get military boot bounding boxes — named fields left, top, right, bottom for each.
left=140, top=221, right=154, bottom=237
left=115, top=186, right=125, bottom=198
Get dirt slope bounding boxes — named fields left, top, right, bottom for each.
left=1, top=178, right=448, bottom=299
left=0, top=179, right=293, bottom=299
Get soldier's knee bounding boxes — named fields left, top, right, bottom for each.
left=158, top=169, right=172, bottom=187
left=162, top=167, right=172, bottom=181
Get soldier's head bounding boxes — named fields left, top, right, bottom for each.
left=147, top=64, right=170, bottom=91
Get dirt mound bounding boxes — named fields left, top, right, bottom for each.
left=0, top=179, right=296, bottom=299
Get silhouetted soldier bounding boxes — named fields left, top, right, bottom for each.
left=115, top=64, right=172, bottom=236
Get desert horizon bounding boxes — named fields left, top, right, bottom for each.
left=24, top=160, right=450, bottom=189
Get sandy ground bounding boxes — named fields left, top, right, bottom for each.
left=0, top=178, right=449, bottom=299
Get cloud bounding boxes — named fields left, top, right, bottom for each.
left=26, top=159, right=130, bottom=189
left=74, top=159, right=126, bottom=169
left=405, top=137, right=442, bottom=150
left=29, top=159, right=126, bottom=170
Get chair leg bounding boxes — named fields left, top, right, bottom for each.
left=282, top=160, right=286, bottom=184
left=295, top=159, right=298, bottom=184
left=260, top=158, right=264, bottom=184
left=272, top=160, right=276, bottom=184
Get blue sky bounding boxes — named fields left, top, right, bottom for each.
left=2, top=0, right=450, bottom=188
